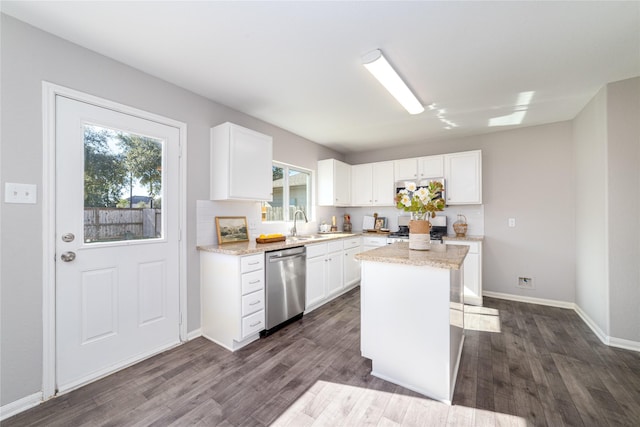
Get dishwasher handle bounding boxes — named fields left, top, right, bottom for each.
left=268, top=253, right=305, bottom=263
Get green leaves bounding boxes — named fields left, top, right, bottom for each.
left=394, top=180, right=445, bottom=217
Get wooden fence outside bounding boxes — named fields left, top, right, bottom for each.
left=84, top=208, right=161, bottom=242
left=263, top=205, right=306, bottom=222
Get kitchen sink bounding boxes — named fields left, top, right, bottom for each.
left=287, top=235, right=323, bottom=242
left=287, top=233, right=356, bottom=243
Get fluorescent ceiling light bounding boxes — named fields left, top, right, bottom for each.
left=362, top=49, right=424, bottom=115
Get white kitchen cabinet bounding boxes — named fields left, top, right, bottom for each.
left=445, top=239, right=483, bottom=306
left=343, top=237, right=362, bottom=289
left=351, top=161, right=395, bottom=206
left=305, top=239, right=358, bottom=312
left=210, top=122, right=273, bottom=201
left=420, top=155, right=445, bottom=179
left=201, top=252, right=266, bottom=351
left=362, top=235, right=388, bottom=251
left=317, top=159, right=351, bottom=206
left=444, top=150, right=482, bottom=205
left=394, top=155, right=444, bottom=183
left=326, top=240, right=344, bottom=298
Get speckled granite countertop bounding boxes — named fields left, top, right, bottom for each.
left=197, top=232, right=359, bottom=256
left=355, top=241, right=469, bottom=270
left=443, top=234, right=484, bottom=242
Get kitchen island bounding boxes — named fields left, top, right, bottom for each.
left=355, top=242, right=468, bottom=404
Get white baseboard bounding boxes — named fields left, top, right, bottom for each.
left=187, top=328, right=202, bottom=341
left=484, top=291, right=639, bottom=353
left=483, top=290, right=575, bottom=309
left=0, top=391, right=42, bottom=421
left=573, top=303, right=609, bottom=344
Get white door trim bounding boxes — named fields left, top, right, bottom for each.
left=41, top=81, right=188, bottom=400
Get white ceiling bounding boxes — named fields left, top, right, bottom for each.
left=3, top=1, right=639, bottom=153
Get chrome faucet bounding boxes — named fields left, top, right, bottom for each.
left=291, top=209, right=308, bottom=237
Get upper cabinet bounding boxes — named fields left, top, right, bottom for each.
left=394, top=155, right=444, bottom=183
left=351, top=161, right=395, bottom=206
left=317, top=159, right=351, bottom=206
left=210, top=122, right=273, bottom=201
left=444, top=150, right=482, bottom=205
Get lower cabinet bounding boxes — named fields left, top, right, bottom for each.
left=306, top=237, right=362, bottom=312
left=445, top=239, right=483, bottom=306
left=200, top=251, right=265, bottom=351
left=343, top=237, right=363, bottom=288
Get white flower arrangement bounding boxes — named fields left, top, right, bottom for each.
left=395, top=180, right=445, bottom=220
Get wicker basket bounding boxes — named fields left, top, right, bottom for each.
left=453, top=214, right=468, bottom=237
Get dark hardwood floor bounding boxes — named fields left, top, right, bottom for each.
left=4, top=288, right=640, bottom=426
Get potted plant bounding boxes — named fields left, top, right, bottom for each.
left=395, top=181, right=445, bottom=250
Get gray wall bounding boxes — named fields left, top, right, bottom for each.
left=346, top=122, right=577, bottom=304
left=607, top=77, right=640, bottom=342
left=0, top=14, right=341, bottom=406
left=573, top=76, right=640, bottom=343
left=573, top=86, right=609, bottom=333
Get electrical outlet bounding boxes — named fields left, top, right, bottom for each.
left=508, top=218, right=516, bottom=227
left=517, top=277, right=534, bottom=289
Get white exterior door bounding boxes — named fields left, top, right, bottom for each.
left=55, top=96, right=181, bottom=392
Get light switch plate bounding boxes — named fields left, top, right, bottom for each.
left=508, top=218, right=516, bottom=227
left=5, top=183, right=37, bottom=204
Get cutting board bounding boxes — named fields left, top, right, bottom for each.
left=362, top=215, right=376, bottom=231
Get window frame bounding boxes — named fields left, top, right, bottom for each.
left=262, top=161, right=313, bottom=223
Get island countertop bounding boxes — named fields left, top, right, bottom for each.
left=355, top=241, right=469, bottom=270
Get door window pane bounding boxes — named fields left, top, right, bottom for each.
left=83, top=124, right=164, bottom=243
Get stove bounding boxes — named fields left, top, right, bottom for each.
left=387, top=215, right=448, bottom=243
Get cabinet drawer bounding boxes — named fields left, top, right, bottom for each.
left=241, top=269, right=264, bottom=295
left=328, top=240, right=343, bottom=253
left=306, top=242, right=327, bottom=259
left=242, top=310, right=265, bottom=338
left=241, top=254, right=264, bottom=273
left=363, top=237, right=387, bottom=247
left=447, top=240, right=479, bottom=254
left=343, top=237, right=361, bottom=250
left=241, top=290, right=265, bottom=316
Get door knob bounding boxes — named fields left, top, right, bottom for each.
left=60, top=251, right=76, bottom=262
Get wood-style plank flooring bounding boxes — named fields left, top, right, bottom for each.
left=4, top=288, right=640, bottom=426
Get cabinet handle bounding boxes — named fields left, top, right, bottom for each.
left=249, top=300, right=260, bottom=306
left=250, top=321, right=262, bottom=327
left=249, top=280, right=260, bottom=284
left=248, top=261, right=260, bottom=265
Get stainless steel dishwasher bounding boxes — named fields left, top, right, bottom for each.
left=263, top=246, right=306, bottom=335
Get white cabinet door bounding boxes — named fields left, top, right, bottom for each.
left=372, top=161, right=395, bottom=205
left=394, top=158, right=419, bottom=181
left=351, top=163, right=373, bottom=205
left=344, top=247, right=362, bottom=288
left=351, top=161, right=394, bottom=206
left=335, top=160, right=351, bottom=205
left=446, top=240, right=482, bottom=306
left=419, top=155, right=444, bottom=179
left=210, top=122, right=273, bottom=201
left=444, top=150, right=482, bottom=205
left=326, top=249, right=344, bottom=297
left=317, top=159, right=351, bottom=206
left=305, top=254, right=327, bottom=309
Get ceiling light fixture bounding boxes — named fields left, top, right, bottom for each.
left=362, top=49, right=424, bottom=115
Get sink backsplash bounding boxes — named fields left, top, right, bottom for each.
left=197, top=200, right=329, bottom=246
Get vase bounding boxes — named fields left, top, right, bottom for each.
left=409, top=217, right=431, bottom=250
